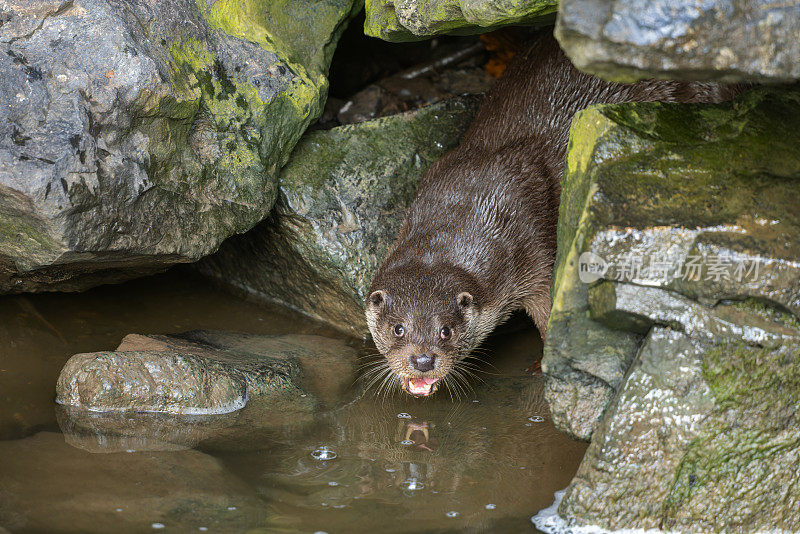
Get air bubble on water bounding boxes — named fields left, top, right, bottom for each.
left=152, top=524, right=165, bottom=530
left=520, top=466, right=526, bottom=470
left=115, top=508, right=123, bottom=512
left=397, top=413, right=412, bottom=419
left=328, top=481, right=339, bottom=486
left=400, top=439, right=414, bottom=445
left=199, top=528, right=208, bottom=532
left=472, top=399, right=479, bottom=403
left=227, top=506, right=237, bottom=511
left=311, top=446, right=338, bottom=460
left=524, top=422, right=532, bottom=427
left=528, top=416, right=545, bottom=423
left=385, top=467, right=396, bottom=473
left=333, top=504, right=346, bottom=509
left=485, top=504, right=497, bottom=510
left=445, top=511, right=459, bottom=518
left=314, top=531, right=329, bottom=534
left=401, top=477, right=424, bottom=491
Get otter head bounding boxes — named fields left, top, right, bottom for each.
left=365, top=263, right=485, bottom=397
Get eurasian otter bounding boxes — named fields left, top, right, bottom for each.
left=366, top=30, right=743, bottom=398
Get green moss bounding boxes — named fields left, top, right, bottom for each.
left=662, top=341, right=800, bottom=530
left=729, top=298, right=800, bottom=330
left=701, top=342, right=800, bottom=413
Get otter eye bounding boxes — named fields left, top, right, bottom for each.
left=393, top=324, right=405, bottom=337
left=440, top=326, right=451, bottom=340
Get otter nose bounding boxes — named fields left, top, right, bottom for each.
left=410, top=354, right=435, bottom=372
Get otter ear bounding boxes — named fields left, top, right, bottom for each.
left=457, top=291, right=474, bottom=309
left=368, top=290, right=386, bottom=308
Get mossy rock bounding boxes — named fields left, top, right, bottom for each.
left=364, top=0, right=557, bottom=42
left=544, top=87, right=800, bottom=440
left=560, top=324, right=800, bottom=531
left=196, top=97, right=479, bottom=337
left=0, top=0, right=359, bottom=294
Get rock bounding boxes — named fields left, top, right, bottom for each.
left=0, top=431, right=268, bottom=531
left=559, top=323, right=800, bottom=531
left=555, top=0, right=800, bottom=83
left=0, top=0, right=359, bottom=294
left=56, top=330, right=359, bottom=414
left=543, top=87, right=800, bottom=440
left=196, top=97, right=480, bottom=337
left=364, top=0, right=557, bottom=42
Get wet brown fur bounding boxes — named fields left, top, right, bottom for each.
left=366, top=30, right=744, bottom=396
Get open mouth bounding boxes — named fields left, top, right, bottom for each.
left=403, top=377, right=441, bottom=397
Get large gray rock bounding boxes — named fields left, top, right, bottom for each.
left=543, top=87, right=800, bottom=440
left=56, top=330, right=358, bottom=415
left=0, top=0, right=358, bottom=294
left=365, top=0, right=557, bottom=42
left=197, top=98, right=479, bottom=337
left=555, top=0, right=800, bottom=83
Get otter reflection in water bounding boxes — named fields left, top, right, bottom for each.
left=364, top=30, right=743, bottom=397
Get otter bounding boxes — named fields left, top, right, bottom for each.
left=365, top=30, right=743, bottom=397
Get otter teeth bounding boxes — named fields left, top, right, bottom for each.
left=408, top=377, right=440, bottom=396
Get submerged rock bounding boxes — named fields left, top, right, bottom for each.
left=0, top=431, right=268, bottom=532
left=56, top=330, right=358, bottom=414
left=364, top=0, right=557, bottom=42
left=0, top=0, right=358, bottom=294
left=555, top=0, right=800, bottom=83
left=543, top=87, right=800, bottom=440
left=196, top=98, right=479, bottom=337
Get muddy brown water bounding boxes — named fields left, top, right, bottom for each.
left=0, top=270, right=586, bottom=533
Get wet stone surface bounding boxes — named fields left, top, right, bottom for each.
left=560, top=326, right=800, bottom=531
left=555, top=0, right=800, bottom=83
left=543, top=87, right=800, bottom=441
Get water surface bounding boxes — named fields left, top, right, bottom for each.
left=0, top=270, right=585, bottom=533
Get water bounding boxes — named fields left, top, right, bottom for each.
left=0, top=269, right=586, bottom=533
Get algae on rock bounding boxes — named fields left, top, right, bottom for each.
left=364, top=0, right=557, bottom=42
left=544, top=87, right=800, bottom=440
left=197, top=97, right=479, bottom=337
left=0, top=0, right=359, bottom=294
